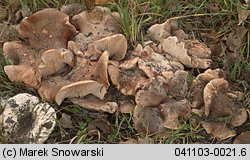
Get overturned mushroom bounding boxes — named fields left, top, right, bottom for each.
left=1, top=93, right=56, bottom=143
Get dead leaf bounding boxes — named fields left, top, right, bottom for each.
left=0, top=5, right=7, bottom=22
left=242, top=68, right=250, bottom=83
left=204, top=4, right=220, bottom=13
left=60, top=3, right=86, bottom=17
left=119, top=138, right=138, bottom=144
left=233, top=131, right=250, bottom=144
left=8, top=0, right=20, bottom=14
left=138, top=137, right=154, bottom=144
left=87, top=118, right=113, bottom=135
left=238, top=7, right=250, bottom=25
left=59, top=113, right=73, bottom=129
left=226, top=26, right=248, bottom=52
left=246, top=0, right=250, bottom=6
left=208, top=43, right=225, bottom=57
left=15, top=2, right=31, bottom=22
left=96, top=0, right=118, bottom=6
left=84, top=0, right=95, bottom=10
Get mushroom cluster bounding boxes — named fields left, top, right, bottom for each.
left=4, top=6, right=247, bottom=139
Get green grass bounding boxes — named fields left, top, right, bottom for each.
left=0, top=0, right=250, bottom=144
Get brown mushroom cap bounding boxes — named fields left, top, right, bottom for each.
left=136, top=71, right=188, bottom=107
left=233, top=131, right=250, bottom=144
left=19, top=8, right=76, bottom=49
left=135, top=76, right=168, bottom=107
left=201, top=121, right=236, bottom=140
left=55, top=80, right=107, bottom=105
left=230, top=107, right=248, bottom=127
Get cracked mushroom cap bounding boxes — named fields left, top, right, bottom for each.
left=2, top=93, right=56, bottom=143
left=55, top=80, right=107, bottom=105
left=133, top=99, right=191, bottom=134
left=201, top=121, right=236, bottom=140
left=19, top=8, right=76, bottom=49
left=160, top=36, right=212, bottom=69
